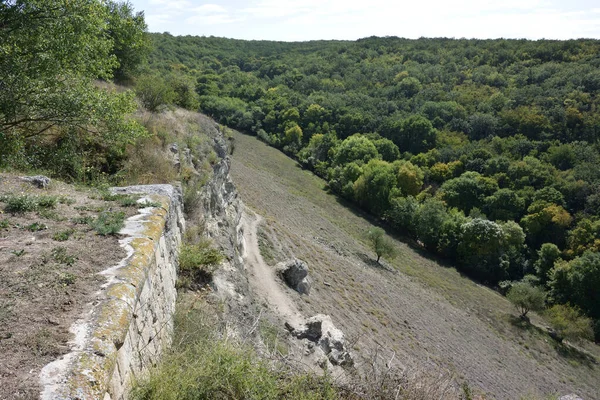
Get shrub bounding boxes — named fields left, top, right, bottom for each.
left=178, top=241, right=224, bottom=289
left=92, top=211, right=126, bottom=236
left=51, top=247, right=76, bottom=266
left=1, top=194, right=57, bottom=213
left=506, top=281, right=546, bottom=318
left=546, top=304, right=594, bottom=343
left=53, top=228, right=75, bottom=242
left=135, top=74, right=176, bottom=112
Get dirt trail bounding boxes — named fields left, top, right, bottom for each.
left=241, top=208, right=303, bottom=328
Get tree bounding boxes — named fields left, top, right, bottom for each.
left=458, top=218, right=508, bottom=283
left=393, top=160, right=424, bottom=196
left=534, top=243, right=561, bottom=285
left=333, top=135, right=379, bottom=166
left=365, top=227, right=397, bottom=263
left=506, top=281, right=546, bottom=319
left=353, top=160, right=396, bottom=216
left=440, top=171, right=499, bottom=214
left=546, top=304, right=594, bottom=343
left=105, top=0, right=150, bottom=83
left=0, top=0, right=146, bottom=173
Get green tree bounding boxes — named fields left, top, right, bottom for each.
left=105, top=0, right=150, bottom=83
left=0, top=0, right=145, bottom=172
left=440, top=172, right=499, bottom=214
left=365, top=227, right=397, bottom=263
left=534, top=243, right=561, bottom=285
left=506, top=281, right=546, bottom=319
left=353, top=160, right=396, bottom=216
left=546, top=304, right=594, bottom=343
left=333, top=135, right=379, bottom=166
left=393, top=160, right=424, bottom=196
left=458, top=218, right=508, bottom=283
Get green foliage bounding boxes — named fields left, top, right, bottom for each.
left=549, top=251, right=600, bottom=326
left=130, top=298, right=339, bottom=400
left=353, top=160, right=396, bottom=216
left=51, top=246, right=76, bottom=266
left=1, top=194, right=57, bottom=213
left=91, top=211, right=126, bottom=236
left=135, top=74, right=176, bottom=112
left=178, top=241, right=224, bottom=289
left=546, top=304, right=594, bottom=343
left=365, top=227, right=397, bottom=263
left=105, top=0, right=150, bottom=83
left=145, top=34, right=600, bottom=330
left=506, top=281, right=546, bottom=318
left=534, top=243, right=561, bottom=285
left=0, top=0, right=147, bottom=177
left=26, top=222, right=47, bottom=232
left=53, top=229, right=75, bottom=242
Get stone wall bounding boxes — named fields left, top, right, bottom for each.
left=40, top=185, right=184, bottom=400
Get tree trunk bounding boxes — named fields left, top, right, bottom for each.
left=376, top=254, right=381, bottom=263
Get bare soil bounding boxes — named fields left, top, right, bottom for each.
left=0, top=174, right=137, bottom=400
left=229, top=131, right=600, bottom=400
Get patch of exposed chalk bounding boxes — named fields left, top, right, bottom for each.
left=39, top=309, right=92, bottom=400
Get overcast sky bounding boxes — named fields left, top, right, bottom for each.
left=129, top=0, right=600, bottom=41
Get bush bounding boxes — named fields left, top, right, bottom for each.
left=1, top=194, right=57, bottom=213
left=506, top=281, right=546, bottom=318
left=91, top=211, right=126, bottom=236
left=135, top=75, right=176, bottom=112
left=546, top=304, right=594, bottom=343
left=178, top=241, right=224, bottom=289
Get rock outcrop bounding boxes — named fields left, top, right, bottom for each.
left=21, top=175, right=51, bottom=188
left=287, top=314, right=353, bottom=367
left=277, top=258, right=312, bottom=295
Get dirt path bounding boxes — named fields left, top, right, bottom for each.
left=241, top=208, right=303, bottom=328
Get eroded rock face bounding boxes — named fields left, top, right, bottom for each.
left=288, top=314, right=353, bottom=367
left=277, top=258, right=312, bottom=295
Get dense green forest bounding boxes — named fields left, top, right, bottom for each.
left=145, top=34, right=600, bottom=341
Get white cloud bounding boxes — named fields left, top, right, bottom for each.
left=131, top=0, right=600, bottom=40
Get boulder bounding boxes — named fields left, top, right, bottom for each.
left=288, top=314, right=353, bottom=367
left=20, top=175, right=51, bottom=188
left=276, top=258, right=312, bottom=295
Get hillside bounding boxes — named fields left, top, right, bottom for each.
left=230, top=129, right=600, bottom=399
left=145, top=35, right=600, bottom=341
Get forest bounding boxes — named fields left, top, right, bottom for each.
left=144, top=34, right=600, bottom=341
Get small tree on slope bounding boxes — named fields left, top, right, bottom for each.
left=506, top=281, right=546, bottom=319
left=366, top=227, right=397, bottom=264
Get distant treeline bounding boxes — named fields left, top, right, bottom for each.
left=145, top=34, right=600, bottom=340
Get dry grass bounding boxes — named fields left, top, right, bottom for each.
left=229, top=130, right=600, bottom=400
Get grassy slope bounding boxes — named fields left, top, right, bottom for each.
left=230, top=130, right=600, bottom=400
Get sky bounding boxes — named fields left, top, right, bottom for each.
left=129, top=0, right=600, bottom=41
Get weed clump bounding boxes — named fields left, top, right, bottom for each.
left=53, top=228, right=75, bottom=242
left=1, top=194, right=57, bottom=213
left=92, top=211, right=126, bottom=236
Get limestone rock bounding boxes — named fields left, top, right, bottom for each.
left=20, top=175, right=51, bottom=188
left=276, top=258, right=312, bottom=295
left=559, top=395, right=583, bottom=400
left=288, top=314, right=353, bottom=367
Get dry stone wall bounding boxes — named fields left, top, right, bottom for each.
left=40, top=185, right=184, bottom=400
